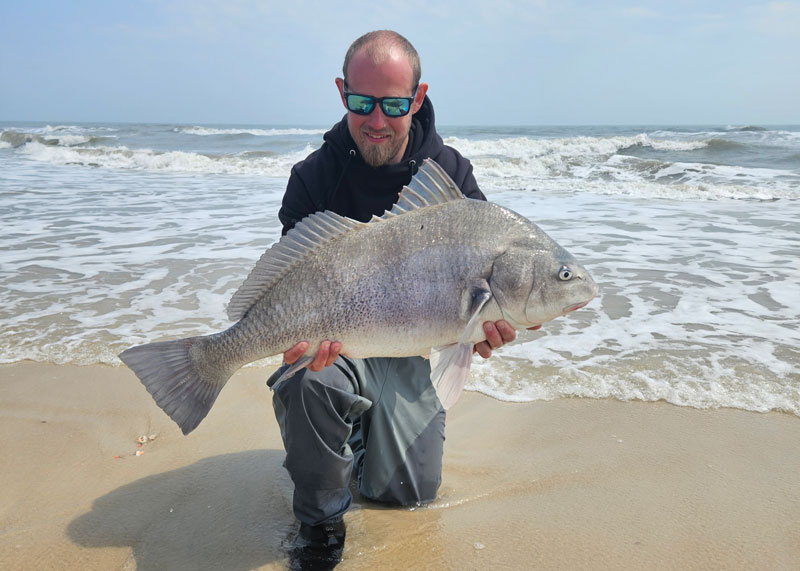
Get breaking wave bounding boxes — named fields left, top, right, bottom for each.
left=443, top=133, right=799, bottom=201
left=16, top=140, right=312, bottom=176
left=726, top=125, right=768, bottom=132
left=175, top=126, right=327, bottom=137
left=0, top=129, right=115, bottom=148
left=4, top=123, right=798, bottom=201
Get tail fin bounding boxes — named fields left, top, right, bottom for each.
left=119, top=336, right=231, bottom=435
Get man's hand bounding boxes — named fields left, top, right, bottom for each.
left=283, top=340, right=342, bottom=371
left=474, top=321, right=542, bottom=359
left=284, top=321, right=541, bottom=368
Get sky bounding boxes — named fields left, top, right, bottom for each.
left=1, top=1, right=798, bottom=126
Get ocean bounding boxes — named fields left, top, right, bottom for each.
left=1, top=121, right=798, bottom=416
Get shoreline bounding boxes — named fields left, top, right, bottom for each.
left=1, top=362, right=799, bottom=570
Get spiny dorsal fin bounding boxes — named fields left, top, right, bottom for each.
left=380, top=158, right=465, bottom=219
left=227, top=210, right=364, bottom=321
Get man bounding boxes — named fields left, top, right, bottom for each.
left=271, top=30, right=521, bottom=569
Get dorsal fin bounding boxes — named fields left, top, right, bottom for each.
left=227, top=210, right=364, bottom=321
left=377, top=158, right=465, bottom=220
left=227, top=158, right=464, bottom=321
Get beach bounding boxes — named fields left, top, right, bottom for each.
left=1, top=361, right=798, bottom=570
left=1, top=121, right=798, bottom=569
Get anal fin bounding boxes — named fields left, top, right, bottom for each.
left=268, top=355, right=314, bottom=390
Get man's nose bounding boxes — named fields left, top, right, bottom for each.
left=365, top=106, right=388, bottom=129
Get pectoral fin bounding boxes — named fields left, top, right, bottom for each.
left=430, top=284, right=494, bottom=409
left=461, top=285, right=492, bottom=344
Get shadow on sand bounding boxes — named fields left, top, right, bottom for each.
left=68, top=450, right=295, bottom=571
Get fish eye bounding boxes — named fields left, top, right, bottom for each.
left=558, top=266, right=573, bottom=281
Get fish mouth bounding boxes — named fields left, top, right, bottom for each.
left=562, top=300, right=591, bottom=314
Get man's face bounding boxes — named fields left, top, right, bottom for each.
left=336, top=49, right=428, bottom=167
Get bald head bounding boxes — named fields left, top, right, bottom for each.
left=343, top=30, right=421, bottom=91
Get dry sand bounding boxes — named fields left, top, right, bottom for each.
left=1, top=361, right=798, bottom=570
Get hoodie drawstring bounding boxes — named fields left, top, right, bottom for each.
left=325, top=153, right=420, bottom=210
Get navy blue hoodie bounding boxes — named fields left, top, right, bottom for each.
left=278, top=96, right=485, bottom=234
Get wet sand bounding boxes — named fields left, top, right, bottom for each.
left=1, top=362, right=799, bottom=570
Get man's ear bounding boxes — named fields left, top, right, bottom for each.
left=412, top=82, right=429, bottom=113
left=335, top=77, right=348, bottom=108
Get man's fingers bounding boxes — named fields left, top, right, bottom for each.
left=474, top=340, right=492, bottom=359
left=325, top=341, right=342, bottom=368
left=283, top=341, right=309, bottom=365
left=482, top=322, right=503, bottom=349
left=476, top=320, right=520, bottom=359
left=309, top=341, right=331, bottom=371
left=495, top=320, right=517, bottom=344
left=528, top=324, right=542, bottom=331
left=284, top=340, right=340, bottom=371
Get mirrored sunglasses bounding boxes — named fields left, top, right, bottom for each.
left=344, top=89, right=417, bottom=117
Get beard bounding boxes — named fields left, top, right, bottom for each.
left=355, top=130, right=408, bottom=167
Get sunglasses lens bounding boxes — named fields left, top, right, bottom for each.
left=346, top=94, right=375, bottom=115
left=381, top=98, right=411, bottom=117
